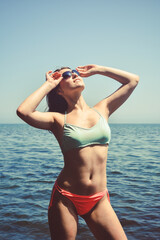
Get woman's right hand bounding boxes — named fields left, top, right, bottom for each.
left=17, top=70, right=63, bottom=130
left=46, top=70, right=63, bottom=88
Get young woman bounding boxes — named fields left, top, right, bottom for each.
left=17, top=64, right=139, bottom=240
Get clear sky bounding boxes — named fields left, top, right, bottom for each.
left=0, top=0, right=160, bottom=123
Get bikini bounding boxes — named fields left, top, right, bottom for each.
left=61, top=108, right=111, bottom=154
left=49, top=108, right=111, bottom=216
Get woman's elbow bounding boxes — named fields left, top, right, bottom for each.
left=131, top=74, right=140, bottom=86
left=16, top=106, right=27, bottom=119
left=135, top=75, right=140, bottom=84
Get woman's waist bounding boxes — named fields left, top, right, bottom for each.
left=57, top=168, right=107, bottom=195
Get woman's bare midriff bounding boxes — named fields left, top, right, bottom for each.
left=57, top=144, right=109, bottom=195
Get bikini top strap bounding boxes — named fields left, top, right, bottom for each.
left=64, top=111, right=67, bottom=124
left=92, top=107, right=102, bottom=117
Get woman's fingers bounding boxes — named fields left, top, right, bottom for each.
left=46, top=71, right=61, bottom=79
left=77, top=65, right=93, bottom=73
left=77, top=69, right=86, bottom=73
left=76, top=66, right=84, bottom=69
left=46, top=71, right=62, bottom=86
left=76, top=67, right=88, bottom=73
left=46, top=70, right=53, bottom=76
left=76, top=66, right=87, bottom=71
left=52, top=72, right=62, bottom=79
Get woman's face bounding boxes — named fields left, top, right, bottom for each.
left=58, top=68, right=85, bottom=96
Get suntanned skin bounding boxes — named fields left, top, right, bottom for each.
left=17, top=64, right=139, bottom=240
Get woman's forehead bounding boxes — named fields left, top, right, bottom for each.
left=60, top=68, right=71, bottom=74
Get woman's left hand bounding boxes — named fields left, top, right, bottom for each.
left=76, top=64, right=100, bottom=77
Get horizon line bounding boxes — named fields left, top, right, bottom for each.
left=0, top=122, right=159, bottom=125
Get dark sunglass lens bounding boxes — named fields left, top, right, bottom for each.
left=72, top=70, right=80, bottom=76
left=62, top=71, right=72, bottom=79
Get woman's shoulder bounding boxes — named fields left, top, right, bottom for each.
left=93, top=101, right=109, bottom=120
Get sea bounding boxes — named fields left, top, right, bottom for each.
left=0, top=123, right=160, bottom=240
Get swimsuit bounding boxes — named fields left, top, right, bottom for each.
left=48, top=181, right=110, bottom=216
left=49, top=108, right=111, bottom=215
left=61, top=108, right=111, bottom=153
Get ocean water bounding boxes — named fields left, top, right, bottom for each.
left=0, top=123, right=160, bottom=240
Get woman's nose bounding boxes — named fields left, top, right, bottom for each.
left=72, top=72, right=78, bottom=78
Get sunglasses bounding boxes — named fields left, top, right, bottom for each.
left=62, top=69, right=80, bottom=79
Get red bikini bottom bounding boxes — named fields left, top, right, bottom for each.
left=48, top=181, right=110, bottom=216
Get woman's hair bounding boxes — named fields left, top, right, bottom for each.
left=46, top=67, right=70, bottom=113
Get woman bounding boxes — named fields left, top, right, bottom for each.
left=17, top=64, right=139, bottom=240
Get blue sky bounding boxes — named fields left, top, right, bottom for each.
left=0, top=0, right=160, bottom=123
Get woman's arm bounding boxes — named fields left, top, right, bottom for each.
left=77, top=65, right=139, bottom=117
left=16, top=71, right=62, bottom=130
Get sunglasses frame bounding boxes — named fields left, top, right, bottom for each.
left=62, top=69, right=80, bottom=79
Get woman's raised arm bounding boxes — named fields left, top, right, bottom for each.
left=16, top=71, right=62, bottom=130
left=77, top=65, right=139, bottom=117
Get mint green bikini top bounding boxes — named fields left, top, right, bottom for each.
left=61, top=108, right=111, bottom=154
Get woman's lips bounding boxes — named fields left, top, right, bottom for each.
left=74, top=78, right=80, bottom=83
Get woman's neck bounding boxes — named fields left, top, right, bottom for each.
left=66, top=95, right=89, bottom=112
